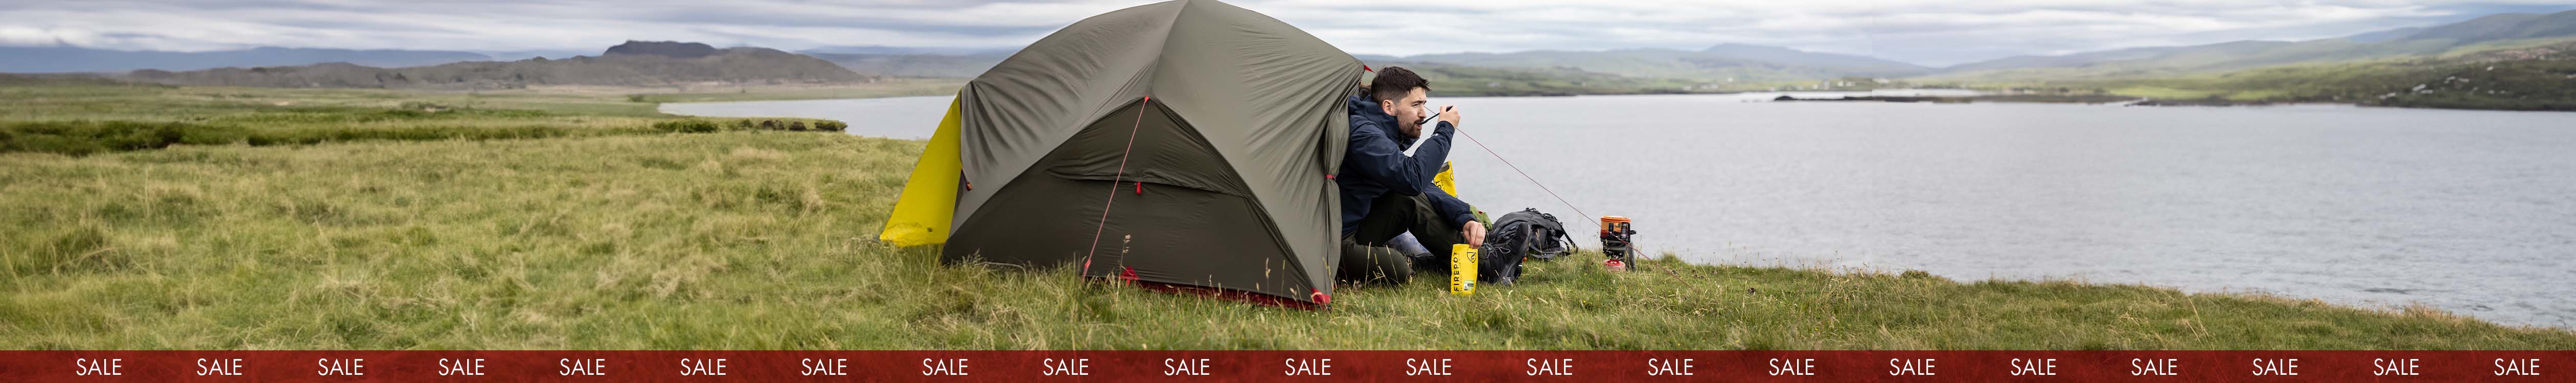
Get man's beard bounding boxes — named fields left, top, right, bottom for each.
left=1396, top=120, right=1422, bottom=140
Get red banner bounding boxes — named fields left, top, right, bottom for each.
left=5, top=350, right=2560, bottom=382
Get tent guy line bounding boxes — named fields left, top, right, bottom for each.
left=1083, top=95, right=1156, bottom=272
left=1455, top=128, right=1596, bottom=231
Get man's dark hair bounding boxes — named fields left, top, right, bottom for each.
left=1368, top=66, right=1431, bottom=102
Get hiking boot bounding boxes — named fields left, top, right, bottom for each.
left=1407, top=252, right=1445, bottom=272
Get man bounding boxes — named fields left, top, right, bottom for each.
left=1336, top=66, right=1484, bottom=284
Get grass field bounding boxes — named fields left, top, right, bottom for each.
left=4, top=83, right=2574, bottom=350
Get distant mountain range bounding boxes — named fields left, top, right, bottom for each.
left=122, top=41, right=868, bottom=88
left=1938, top=9, right=2576, bottom=77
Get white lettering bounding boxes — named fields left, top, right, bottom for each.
left=1284, top=358, right=1332, bottom=375
left=1405, top=358, right=1451, bottom=376
left=2496, top=358, right=2540, bottom=376
left=1526, top=358, right=1574, bottom=376
left=2372, top=358, right=2417, bottom=376
left=922, top=358, right=969, bottom=376
left=679, top=358, right=726, bottom=376
left=1769, top=358, right=1815, bottom=376
left=1043, top=358, right=1089, bottom=376
left=76, top=358, right=122, bottom=376
left=439, top=358, right=485, bottom=376
left=2011, top=358, right=2056, bottom=376
left=559, top=358, right=607, bottom=376
left=801, top=358, right=847, bottom=376
left=1890, top=358, right=1935, bottom=375
left=1647, top=358, right=1693, bottom=376
left=316, top=358, right=365, bottom=376
left=197, top=358, right=244, bottom=376
left=1163, top=358, right=1210, bottom=376
left=2131, top=358, right=2179, bottom=376
left=2249, top=358, right=2297, bottom=376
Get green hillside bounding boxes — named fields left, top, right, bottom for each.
left=1935, top=39, right=2576, bottom=111
left=1941, top=9, right=2576, bottom=78
left=118, top=41, right=871, bottom=89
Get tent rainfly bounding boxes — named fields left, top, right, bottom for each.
left=879, top=0, right=1365, bottom=306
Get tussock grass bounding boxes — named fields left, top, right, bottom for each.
left=5, top=131, right=2571, bottom=350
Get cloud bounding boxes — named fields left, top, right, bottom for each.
left=0, top=0, right=2569, bottom=66
left=0, top=26, right=81, bottom=46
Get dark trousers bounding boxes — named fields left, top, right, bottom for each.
left=1337, top=193, right=1469, bottom=284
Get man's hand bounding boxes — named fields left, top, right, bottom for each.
left=1462, top=221, right=1486, bottom=248
left=1437, top=105, right=1461, bottom=129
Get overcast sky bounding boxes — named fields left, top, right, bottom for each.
left=3, top=1, right=2572, bottom=66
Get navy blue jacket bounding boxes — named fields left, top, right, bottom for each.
left=1338, top=95, right=1475, bottom=235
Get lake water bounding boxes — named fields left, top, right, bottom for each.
left=665, top=92, right=2576, bottom=328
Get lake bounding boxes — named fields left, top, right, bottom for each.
left=665, top=92, right=2576, bottom=328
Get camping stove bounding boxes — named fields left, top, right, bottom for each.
left=1599, top=216, right=1636, bottom=272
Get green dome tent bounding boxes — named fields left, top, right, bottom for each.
left=880, top=0, right=1364, bottom=306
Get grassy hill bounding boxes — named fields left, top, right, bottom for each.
left=5, top=83, right=2574, bottom=349
left=118, top=41, right=871, bottom=89
left=1913, top=10, right=2576, bottom=111
left=1933, top=39, right=2576, bottom=111
left=0, top=77, right=936, bottom=156
left=2401, top=10, right=2576, bottom=42
left=1941, top=9, right=2576, bottom=78
left=1940, top=39, right=2470, bottom=76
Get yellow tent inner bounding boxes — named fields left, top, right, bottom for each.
left=879, top=96, right=965, bottom=246
left=1434, top=161, right=1458, bottom=197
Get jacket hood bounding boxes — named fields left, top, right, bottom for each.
left=1347, top=94, right=1393, bottom=126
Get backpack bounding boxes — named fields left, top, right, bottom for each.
left=1477, top=208, right=1575, bottom=285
